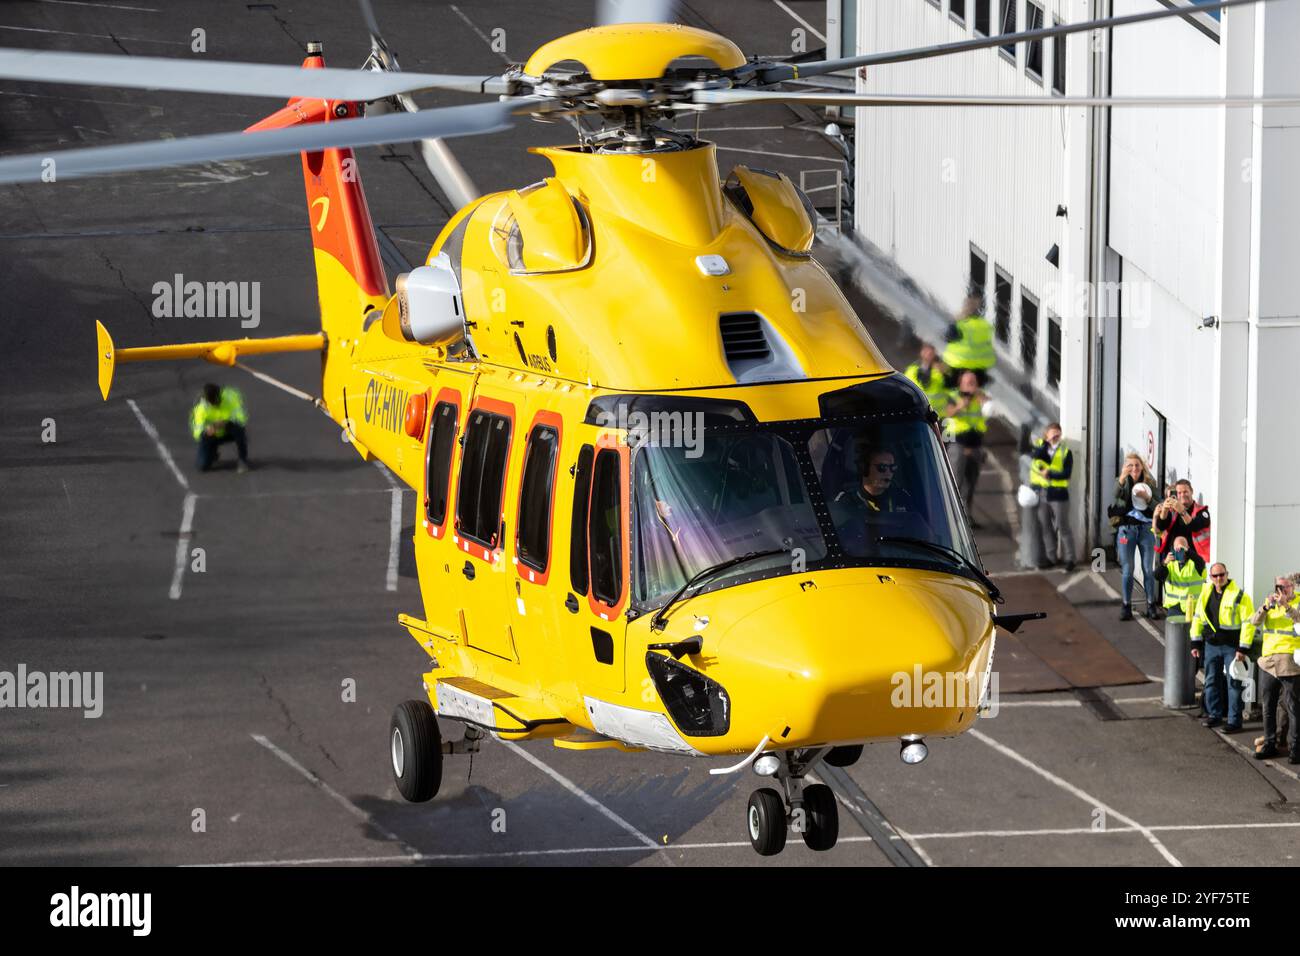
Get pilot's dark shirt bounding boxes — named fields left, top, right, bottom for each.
left=830, top=484, right=913, bottom=554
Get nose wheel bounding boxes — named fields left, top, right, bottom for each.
left=744, top=748, right=839, bottom=856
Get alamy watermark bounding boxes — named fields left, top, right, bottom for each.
left=151, top=273, right=260, bottom=329
left=890, top=664, right=1000, bottom=717
left=1, top=664, right=103, bottom=718
left=593, top=405, right=705, bottom=459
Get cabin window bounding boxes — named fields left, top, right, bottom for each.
left=570, top=444, right=595, bottom=593
left=425, top=400, right=459, bottom=527
left=588, top=448, right=623, bottom=606
left=456, top=409, right=512, bottom=548
left=517, top=423, right=560, bottom=574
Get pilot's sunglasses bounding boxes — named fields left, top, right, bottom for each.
left=873, top=463, right=898, bottom=473
left=1211, top=572, right=1227, bottom=579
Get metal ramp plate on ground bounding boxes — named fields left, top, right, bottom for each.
left=991, top=574, right=1148, bottom=691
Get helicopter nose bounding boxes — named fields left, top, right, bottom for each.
left=714, top=571, right=993, bottom=748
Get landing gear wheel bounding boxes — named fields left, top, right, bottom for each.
left=825, top=744, right=863, bottom=767
left=801, top=783, right=839, bottom=851
left=390, top=699, right=442, bottom=802
left=747, top=787, right=787, bottom=856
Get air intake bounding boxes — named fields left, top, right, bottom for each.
left=720, top=313, right=771, bottom=363
left=717, top=312, right=806, bottom=384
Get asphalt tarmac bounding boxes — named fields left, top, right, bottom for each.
left=3, top=0, right=1299, bottom=868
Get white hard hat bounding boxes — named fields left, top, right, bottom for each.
left=1228, top=657, right=1251, bottom=682
left=1017, top=484, right=1039, bottom=509
left=1132, top=482, right=1152, bottom=509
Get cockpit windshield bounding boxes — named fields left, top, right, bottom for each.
left=627, top=376, right=980, bottom=610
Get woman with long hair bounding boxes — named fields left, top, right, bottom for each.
left=1107, top=453, right=1160, bottom=621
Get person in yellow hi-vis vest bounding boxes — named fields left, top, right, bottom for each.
left=1246, top=574, right=1300, bottom=762
left=1154, top=535, right=1205, bottom=619
left=904, top=343, right=948, bottom=416
left=943, top=370, right=988, bottom=528
left=191, top=383, right=250, bottom=473
left=941, top=295, right=996, bottom=388
left=1190, top=563, right=1255, bottom=733
left=1030, top=422, right=1074, bottom=571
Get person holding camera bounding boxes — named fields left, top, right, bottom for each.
left=1153, top=479, right=1211, bottom=564
left=1247, top=575, right=1300, bottom=762
left=943, top=370, right=989, bottom=528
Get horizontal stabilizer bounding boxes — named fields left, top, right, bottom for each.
left=95, top=319, right=323, bottom=399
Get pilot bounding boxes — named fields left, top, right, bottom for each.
left=191, top=382, right=251, bottom=473
left=831, top=448, right=914, bottom=552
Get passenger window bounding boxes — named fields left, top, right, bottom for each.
left=456, top=409, right=512, bottom=547
left=424, top=400, right=458, bottom=527
left=517, top=424, right=559, bottom=573
left=570, top=444, right=595, bottom=593
left=589, top=448, right=623, bottom=606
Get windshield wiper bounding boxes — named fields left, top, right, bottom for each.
left=649, top=548, right=789, bottom=632
left=876, top=535, right=1002, bottom=603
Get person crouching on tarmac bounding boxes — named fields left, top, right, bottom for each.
left=191, top=383, right=250, bottom=473
left=1190, top=562, right=1255, bottom=734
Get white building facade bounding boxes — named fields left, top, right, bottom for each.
left=845, top=0, right=1300, bottom=594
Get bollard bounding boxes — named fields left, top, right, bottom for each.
left=1163, top=614, right=1196, bottom=708
left=1018, top=496, right=1044, bottom=570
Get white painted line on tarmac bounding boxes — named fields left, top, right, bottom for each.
left=969, top=728, right=1182, bottom=866
left=168, top=493, right=197, bottom=600
left=234, top=362, right=316, bottom=404
left=0, top=24, right=186, bottom=43
left=1091, top=570, right=1165, bottom=645
left=499, top=740, right=663, bottom=852
left=250, top=734, right=415, bottom=854
left=127, top=398, right=189, bottom=490
left=31, top=0, right=161, bottom=10
left=1058, top=569, right=1089, bottom=593
left=372, top=462, right=403, bottom=592
left=1214, top=731, right=1300, bottom=783
left=772, top=0, right=827, bottom=42
left=197, top=815, right=1300, bottom=867
left=449, top=4, right=510, bottom=63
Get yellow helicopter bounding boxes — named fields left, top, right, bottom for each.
left=0, top=0, right=1273, bottom=855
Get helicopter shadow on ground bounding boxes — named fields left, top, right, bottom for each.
left=351, top=757, right=738, bottom=866
left=0, top=725, right=130, bottom=865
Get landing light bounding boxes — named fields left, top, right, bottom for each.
left=753, top=755, right=780, bottom=776
left=900, top=735, right=928, bottom=765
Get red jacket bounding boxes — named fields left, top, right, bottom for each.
left=1154, top=502, right=1211, bottom=563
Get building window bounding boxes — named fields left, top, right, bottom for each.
left=974, top=0, right=991, bottom=35
left=1020, top=289, right=1039, bottom=374
left=994, top=267, right=1013, bottom=345
left=516, top=423, right=559, bottom=574
left=1025, top=1, right=1045, bottom=81
left=1052, top=17, right=1066, bottom=94
left=950, top=0, right=966, bottom=26
left=1047, top=312, right=1062, bottom=390
left=456, top=408, right=512, bottom=548
left=969, top=244, right=988, bottom=312
left=1000, top=0, right=1018, bottom=62
left=588, top=448, right=623, bottom=607
left=569, top=444, right=594, bottom=594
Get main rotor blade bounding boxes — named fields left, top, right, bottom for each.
left=755, top=0, right=1275, bottom=83
left=597, top=0, right=677, bottom=24
left=0, top=99, right=531, bottom=185
left=700, top=89, right=1300, bottom=108
left=0, top=47, right=504, bottom=100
